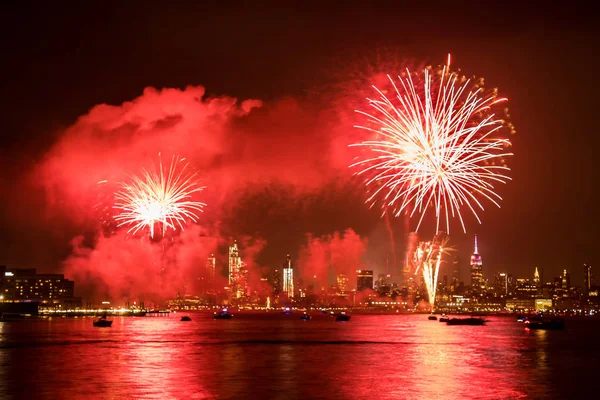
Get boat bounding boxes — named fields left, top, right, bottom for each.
left=438, top=314, right=450, bottom=323
left=300, top=313, right=311, bottom=321
left=213, top=308, right=233, bottom=320
left=428, top=315, right=438, bottom=320
left=446, top=317, right=486, bottom=326
left=524, top=318, right=564, bottom=330
left=93, top=316, right=113, bottom=327
left=180, top=316, right=192, bottom=321
left=335, top=312, right=351, bottom=322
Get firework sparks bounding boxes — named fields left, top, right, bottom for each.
left=350, top=60, right=513, bottom=234
left=413, top=234, right=448, bottom=308
left=113, top=155, right=205, bottom=238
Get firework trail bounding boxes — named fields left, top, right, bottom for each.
left=113, top=155, right=206, bottom=238
left=413, top=233, right=448, bottom=307
left=350, top=58, right=513, bottom=234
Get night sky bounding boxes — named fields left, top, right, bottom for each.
left=1, top=2, right=599, bottom=297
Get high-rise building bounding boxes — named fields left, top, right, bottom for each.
left=452, top=256, right=461, bottom=281
left=228, top=241, right=247, bottom=298
left=584, top=264, right=593, bottom=294
left=336, top=274, right=348, bottom=295
left=561, top=269, right=570, bottom=290
left=356, top=270, right=374, bottom=291
left=206, top=254, right=216, bottom=281
left=507, top=274, right=515, bottom=296
left=533, top=267, right=540, bottom=287
left=493, top=272, right=508, bottom=296
left=283, top=254, right=294, bottom=298
left=470, top=235, right=483, bottom=293
left=228, top=241, right=241, bottom=285
left=272, top=268, right=282, bottom=295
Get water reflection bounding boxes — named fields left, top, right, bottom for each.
left=0, top=314, right=597, bottom=399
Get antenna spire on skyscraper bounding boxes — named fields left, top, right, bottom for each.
left=474, top=235, right=479, bottom=254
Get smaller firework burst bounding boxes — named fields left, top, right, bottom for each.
left=113, top=155, right=205, bottom=238
left=413, top=233, right=449, bottom=308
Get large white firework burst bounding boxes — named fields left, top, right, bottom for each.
left=113, top=155, right=205, bottom=238
left=351, top=61, right=513, bottom=234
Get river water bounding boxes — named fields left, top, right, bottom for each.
left=0, top=313, right=597, bottom=399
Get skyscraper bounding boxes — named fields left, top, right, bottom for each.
left=470, top=235, right=483, bottom=293
left=584, top=264, right=593, bottom=294
left=206, top=254, right=216, bottom=281
left=228, top=241, right=241, bottom=285
left=533, top=266, right=540, bottom=287
left=228, top=241, right=247, bottom=298
left=493, top=272, right=507, bottom=296
left=283, top=254, right=294, bottom=298
left=561, top=269, right=570, bottom=290
left=336, top=274, right=348, bottom=295
left=356, top=270, right=374, bottom=291
left=272, top=268, right=282, bottom=296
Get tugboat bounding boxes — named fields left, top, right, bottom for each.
left=213, top=308, right=234, bottom=320
left=438, top=314, right=450, bottom=323
left=180, top=315, right=192, bottom=321
left=300, top=313, right=311, bottom=321
left=93, top=315, right=113, bottom=327
left=446, top=317, right=486, bottom=326
left=335, top=312, right=351, bottom=322
left=428, top=315, right=438, bottom=320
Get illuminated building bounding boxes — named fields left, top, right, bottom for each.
left=470, top=235, right=484, bottom=294
left=283, top=254, right=294, bottom=298
left=584, top=264, right=593, bottom=294
left=228, top=241, right=247, bottom=298
left=533, top=267, right=540, bottom=287
left=228, top=241, right=241, bottom=285
left=356, top=270, right=374, bottom=291
left=507, top=274, right=515, bottom=296
left=336, top=274, right=348, bottom=295
left=452, top=256, right=461, bottom=281
left=561, top=269, right=570, bottom=290
left=206, top=254, right=216, bottom=281
left=515, top=278, right=538, bottom=299
left=272, top=268, right=282, bottom=296
left=0, top=267, right=81, bottom=309
left=493, top=272, right=507, bottom=296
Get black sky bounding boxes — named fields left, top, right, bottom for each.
left=1, top=1, right=599, bottom=285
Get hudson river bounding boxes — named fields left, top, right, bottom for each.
left=0, top=313, right=597, bottom=399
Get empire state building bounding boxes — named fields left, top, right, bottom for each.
left=470, top=235, right=484, bottom=294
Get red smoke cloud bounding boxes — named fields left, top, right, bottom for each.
left=298, top=228, right=368, bottom=289
left=32, top=84, right=370, bottom=303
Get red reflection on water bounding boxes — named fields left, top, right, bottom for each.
left=2, top=313, right=591, bottom=399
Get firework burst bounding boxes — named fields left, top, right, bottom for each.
left=113, top=155, right=205, bottom=238
left=350, top=59, right=513, bottom=234
left=413, top=233, right=448, bottom=308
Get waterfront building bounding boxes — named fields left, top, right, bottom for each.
left=0, top=266, right=81, bottom=309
